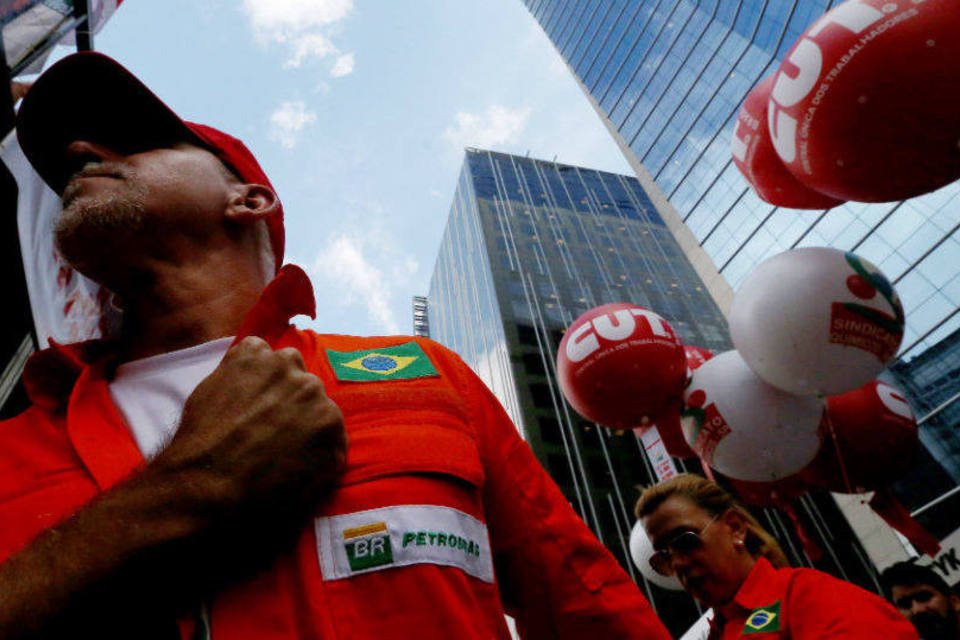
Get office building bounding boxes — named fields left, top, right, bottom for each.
left=428, top=148, right=879, bottom=634
left=522, top=0, right=960, bottom=545
left=412, top=295, right=430, bottom=337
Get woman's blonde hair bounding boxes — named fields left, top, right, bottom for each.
left=634, top=473, right=789, bottom=568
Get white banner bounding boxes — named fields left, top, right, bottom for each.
left=640, top=426, right=679, bottom=482
left=914, top=526, right=960, bottom=587
left=1, top=130, right=110, bottom=346
left=4, top=0, right=122, bottom=75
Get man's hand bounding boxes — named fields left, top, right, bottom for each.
left=152, top=336, right=346, bottom=522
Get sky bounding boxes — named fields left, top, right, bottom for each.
left=74, top=0, right=633, bottom=337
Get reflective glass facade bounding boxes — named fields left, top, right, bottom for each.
left=893, top=332, right=960, bottom=485
left=524, top=0, right=960, bottom=530
left=429, top=149, right=880, bottom=635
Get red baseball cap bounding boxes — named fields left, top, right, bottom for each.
left=16, top=52, right=284, bottom=271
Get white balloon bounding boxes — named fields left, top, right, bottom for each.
left=681, top=350, right=824, bottom=482
left=729, top=247, right=904, bottom=396
left=629, top=520, right=683, bottom=591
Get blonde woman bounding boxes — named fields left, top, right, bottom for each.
left=636, top=474, right=916, bottom=639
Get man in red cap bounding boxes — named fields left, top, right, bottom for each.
left=0, top=53, right=670, bottom=639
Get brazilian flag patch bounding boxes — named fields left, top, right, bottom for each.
left=743, top=600, right=781, bottom=634
left=326, top=342, right=438, bottom=382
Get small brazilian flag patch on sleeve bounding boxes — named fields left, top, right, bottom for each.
left=743, top=600, right=781, bottom=634
left=326, top=342, right=439, bottom=382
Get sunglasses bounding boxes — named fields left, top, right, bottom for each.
left=649, top=514, right=719, bottom=577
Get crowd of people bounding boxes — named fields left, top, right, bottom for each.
left=0, top=51, right=955, bottom=639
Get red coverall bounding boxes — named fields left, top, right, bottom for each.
left=708, top=557, right=918, bottom=639
left=0, top=266, right=670, bottom=639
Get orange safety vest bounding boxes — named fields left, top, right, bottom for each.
left=0, top=265, right=670, bottom=639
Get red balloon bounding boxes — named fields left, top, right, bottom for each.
left=767, top=0, right=960, bottom=202
left=727, top=475, right=810, bottom=509
left=556, top=303, right=686, bottom=428
left=732, top=75, right=845, bottom=209
left=801, top=380, right=918, bottom=493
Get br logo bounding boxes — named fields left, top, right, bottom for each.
left=343, top=522, right=394, bottom=572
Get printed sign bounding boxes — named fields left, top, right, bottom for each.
left=829, top=301, right=901, bottom=362
left=914, top=526, right=960, bottom=587
left=640, top=427, right=678, bottom=481
left=1, top=132, right=115, bottom=346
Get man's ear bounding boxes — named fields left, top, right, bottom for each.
left=224, top=184, right=280, bottom=225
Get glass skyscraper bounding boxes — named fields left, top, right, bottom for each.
left=429, top=148, right=881, bottom=635
left=522, top=0, right=960, bottom=538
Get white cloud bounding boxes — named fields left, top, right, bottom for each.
left=330, top=52, right=355, bottom=78
left=308, top=234, right=406, bottom=334
left=243, top=0, right=352, bottom=38
left=548, top=51, right=568, bottom=77
left=242, top=0, right=353, bottom=69
left=269, top=100, right=317, bottom=149
left=400, top=256, right=419, bottom=279
left=284, top=32, right=337, bottom=69
left=443, top=105, right=532, bottom=151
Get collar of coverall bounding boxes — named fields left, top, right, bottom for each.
left=717, top=556, right=781, bottom=619
left=22, top=265, right=316, bottom=412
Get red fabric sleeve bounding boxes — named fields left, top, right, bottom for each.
left=786, top=569, right=918, bottom=639
left=443, top=349, right=670, bottom=639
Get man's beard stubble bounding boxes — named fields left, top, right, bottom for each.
left=55, top=174, right=148, bottom=280
left=912, top=609, right=960, bottom=640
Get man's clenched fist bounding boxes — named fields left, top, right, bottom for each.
left=150, top=336, right=346, bottom=532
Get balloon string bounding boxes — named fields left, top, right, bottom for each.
left=823, top=409, right=853, bottom=493
left=699, top=457, right=716, bottom=482
left=780, top=498, right=823, bottom=562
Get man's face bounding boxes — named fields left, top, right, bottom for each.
left=891, top=582, right=960, bottom=640
left=55, top=140, right=235, bottom=283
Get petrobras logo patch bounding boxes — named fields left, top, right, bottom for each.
left=315, top=505, right=494, bottom=583
left=343, top=521, right=394, bottom=572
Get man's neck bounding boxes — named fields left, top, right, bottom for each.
left=113, top=255, right=268, bottom=362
